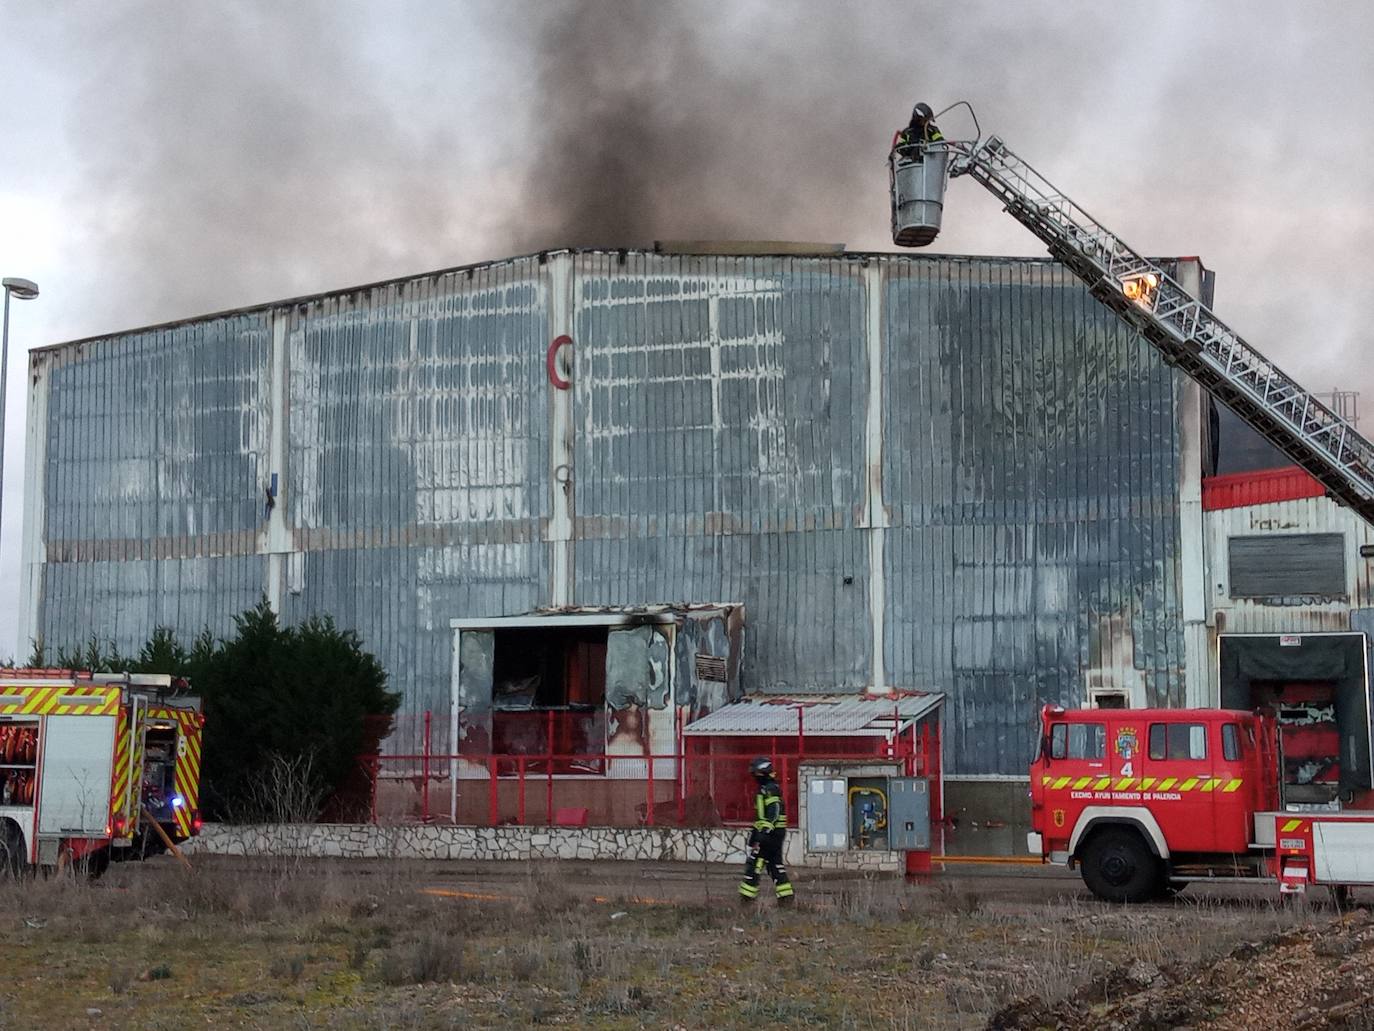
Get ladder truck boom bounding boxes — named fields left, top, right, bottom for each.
left=890, top=124, right=1374, bottom=526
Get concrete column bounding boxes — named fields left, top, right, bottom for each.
left=547, top=253, right=576, bottom=607
left=16, top=351, right=50, bottom=656
left=862, top=262, right=890, bottom=696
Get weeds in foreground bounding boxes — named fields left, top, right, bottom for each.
left=0, top=856, right=1337, bottom=1029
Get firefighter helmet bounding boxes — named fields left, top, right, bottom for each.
left=911, top=101, right=934, bottom=124
left=749, top=756, right=774, bottom=780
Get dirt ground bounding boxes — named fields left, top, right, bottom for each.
left=0, top=855, right=1355, bottom=1029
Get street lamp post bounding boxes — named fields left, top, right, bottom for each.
left=0, top=276, right=40, bottom=567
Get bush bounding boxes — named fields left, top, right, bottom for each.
left=195, top=602, right=399, bottom=821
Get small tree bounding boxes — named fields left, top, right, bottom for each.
left=194, top=601, right=399, bottom=821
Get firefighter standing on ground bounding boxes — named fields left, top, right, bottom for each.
left=892, top=101, right=944, bottom=152
left=739, top=757, right=795, bottom=905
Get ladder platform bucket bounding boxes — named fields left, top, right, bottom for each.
left=890, top=143, right=950, bottom=247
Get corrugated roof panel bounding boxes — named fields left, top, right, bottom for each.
left=683, top=692, right=943, bottom=736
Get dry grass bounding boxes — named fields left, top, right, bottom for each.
left=0, top=858, right=1328, bottom=1029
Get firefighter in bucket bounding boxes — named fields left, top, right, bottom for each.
left=739, top=757, right=795, bottom=906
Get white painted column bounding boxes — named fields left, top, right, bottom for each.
left=1174, top=260, right=1212, bottom=707
left=547, top=253, right=576, bottom=606
left=16, top=351, right=50, bottom=657
left=862, top=262, right=891, bottom=696
left=264, top=310, right=294, bottom=613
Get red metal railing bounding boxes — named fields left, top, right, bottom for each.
left=358, top=710, right=942, bottom=829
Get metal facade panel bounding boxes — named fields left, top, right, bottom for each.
left=43, top=313, right=271, bottom=546
left=38, top=556, right=266, bottom=650
left=571, top=252, right=870, bottom=692
left=286, top=261, right=549, bottom=536
left=880, top=257, right=1187, bottom=775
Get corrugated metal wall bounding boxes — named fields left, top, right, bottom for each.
left=36, top=314, right=272, bottom=645
left=24, top=250, right=1190, bottom=773
left=881, top=257, right=1186, bottom=773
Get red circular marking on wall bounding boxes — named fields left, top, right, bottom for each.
left=547, top=335, right=573, bottom=390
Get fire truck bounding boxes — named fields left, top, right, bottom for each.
left=0, top=669, right=204, bottom=877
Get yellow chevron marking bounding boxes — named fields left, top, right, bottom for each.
left=1115, top=778, right=1136, bottom=791
left=1139, top=777, right=1156, bottom=791
left=1042, top=776, right=1052, bottom=787
left=1200, top=778, right=1221, bottom=793
left=1179, top=778, right=1200, bottom=792
left=1052, top=776, right=1071, bottom=790
left=1093, top=777, right=1112, bottom=791
left=1073, top=776, right=1093, bottom=790
left=1157, top=778, right=1177, bottom=791
left=1281, top=818, right=1305, bottom=833
left=1222, top=779, right=1243, bottom=793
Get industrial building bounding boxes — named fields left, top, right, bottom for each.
left=18, top=245, right=1370, bottom=827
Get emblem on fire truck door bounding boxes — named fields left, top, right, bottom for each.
left=1114, top=727, right=1138, bottom=779
left=1053, top=808, right=1066, bottom=828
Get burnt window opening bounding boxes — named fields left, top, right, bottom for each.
left=491, top=627, right=608, bottom=764
left=492, top=627, right=608, bottom=710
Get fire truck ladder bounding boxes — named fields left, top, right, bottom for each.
left=943, top=135, right=1374, bottom=526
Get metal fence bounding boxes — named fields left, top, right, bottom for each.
left=359, top=711, right=938, bottom=828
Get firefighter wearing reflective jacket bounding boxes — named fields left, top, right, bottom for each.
left=740, top=757, right=795, bottom=905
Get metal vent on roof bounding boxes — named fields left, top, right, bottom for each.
left=695, top=654, right=728, bottom=682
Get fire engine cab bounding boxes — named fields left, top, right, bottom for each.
left=1030, top=698, right=1374, bottom=902
left=0, top=669, right=204, bottom=877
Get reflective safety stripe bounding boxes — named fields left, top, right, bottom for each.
left=1114, top=778, right=1135, bottom=791
left=1281, top=818, right=1305, bottom=833
left=1200, top=778, right=1221, bottom=793
left=1139, top=777, right=1155, bottom=791
left=1093, top=777, right=1112, bottom=791
left=1072, top=776, right=1093, bottom=790
left=1222, top=779, right=1243, bottom=793
left=775, top=883, right=794, bottom=898
left=738, top=883, right=759, bottom=898
left=1157, top=778, right=1177, bottom=791
left=1179, top=778, right=1199, bottom=792
left=1053, top=776, right=1070, bottom=790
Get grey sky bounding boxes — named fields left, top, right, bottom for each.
left=0, top=1, right=1370, bottom=657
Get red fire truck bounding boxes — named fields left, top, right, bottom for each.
left=1029, top=701, right=1374, bottom=902
left=0, top=669, right=204, bottom=877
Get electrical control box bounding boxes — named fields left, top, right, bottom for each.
left=806, top=771, right=930, bottom=853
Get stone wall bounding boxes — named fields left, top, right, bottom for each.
left=185, top=823, right=810, bottom=867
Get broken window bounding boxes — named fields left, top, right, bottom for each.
left=490, top=627, right=608, bottom=768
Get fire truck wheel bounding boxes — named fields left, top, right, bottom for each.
left=0, top=821, right=31, bottom=878
left=1080, top=827, right=1164, bottom=904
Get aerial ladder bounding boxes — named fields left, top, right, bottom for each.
left=889, top=103, right=1374, bottom=526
